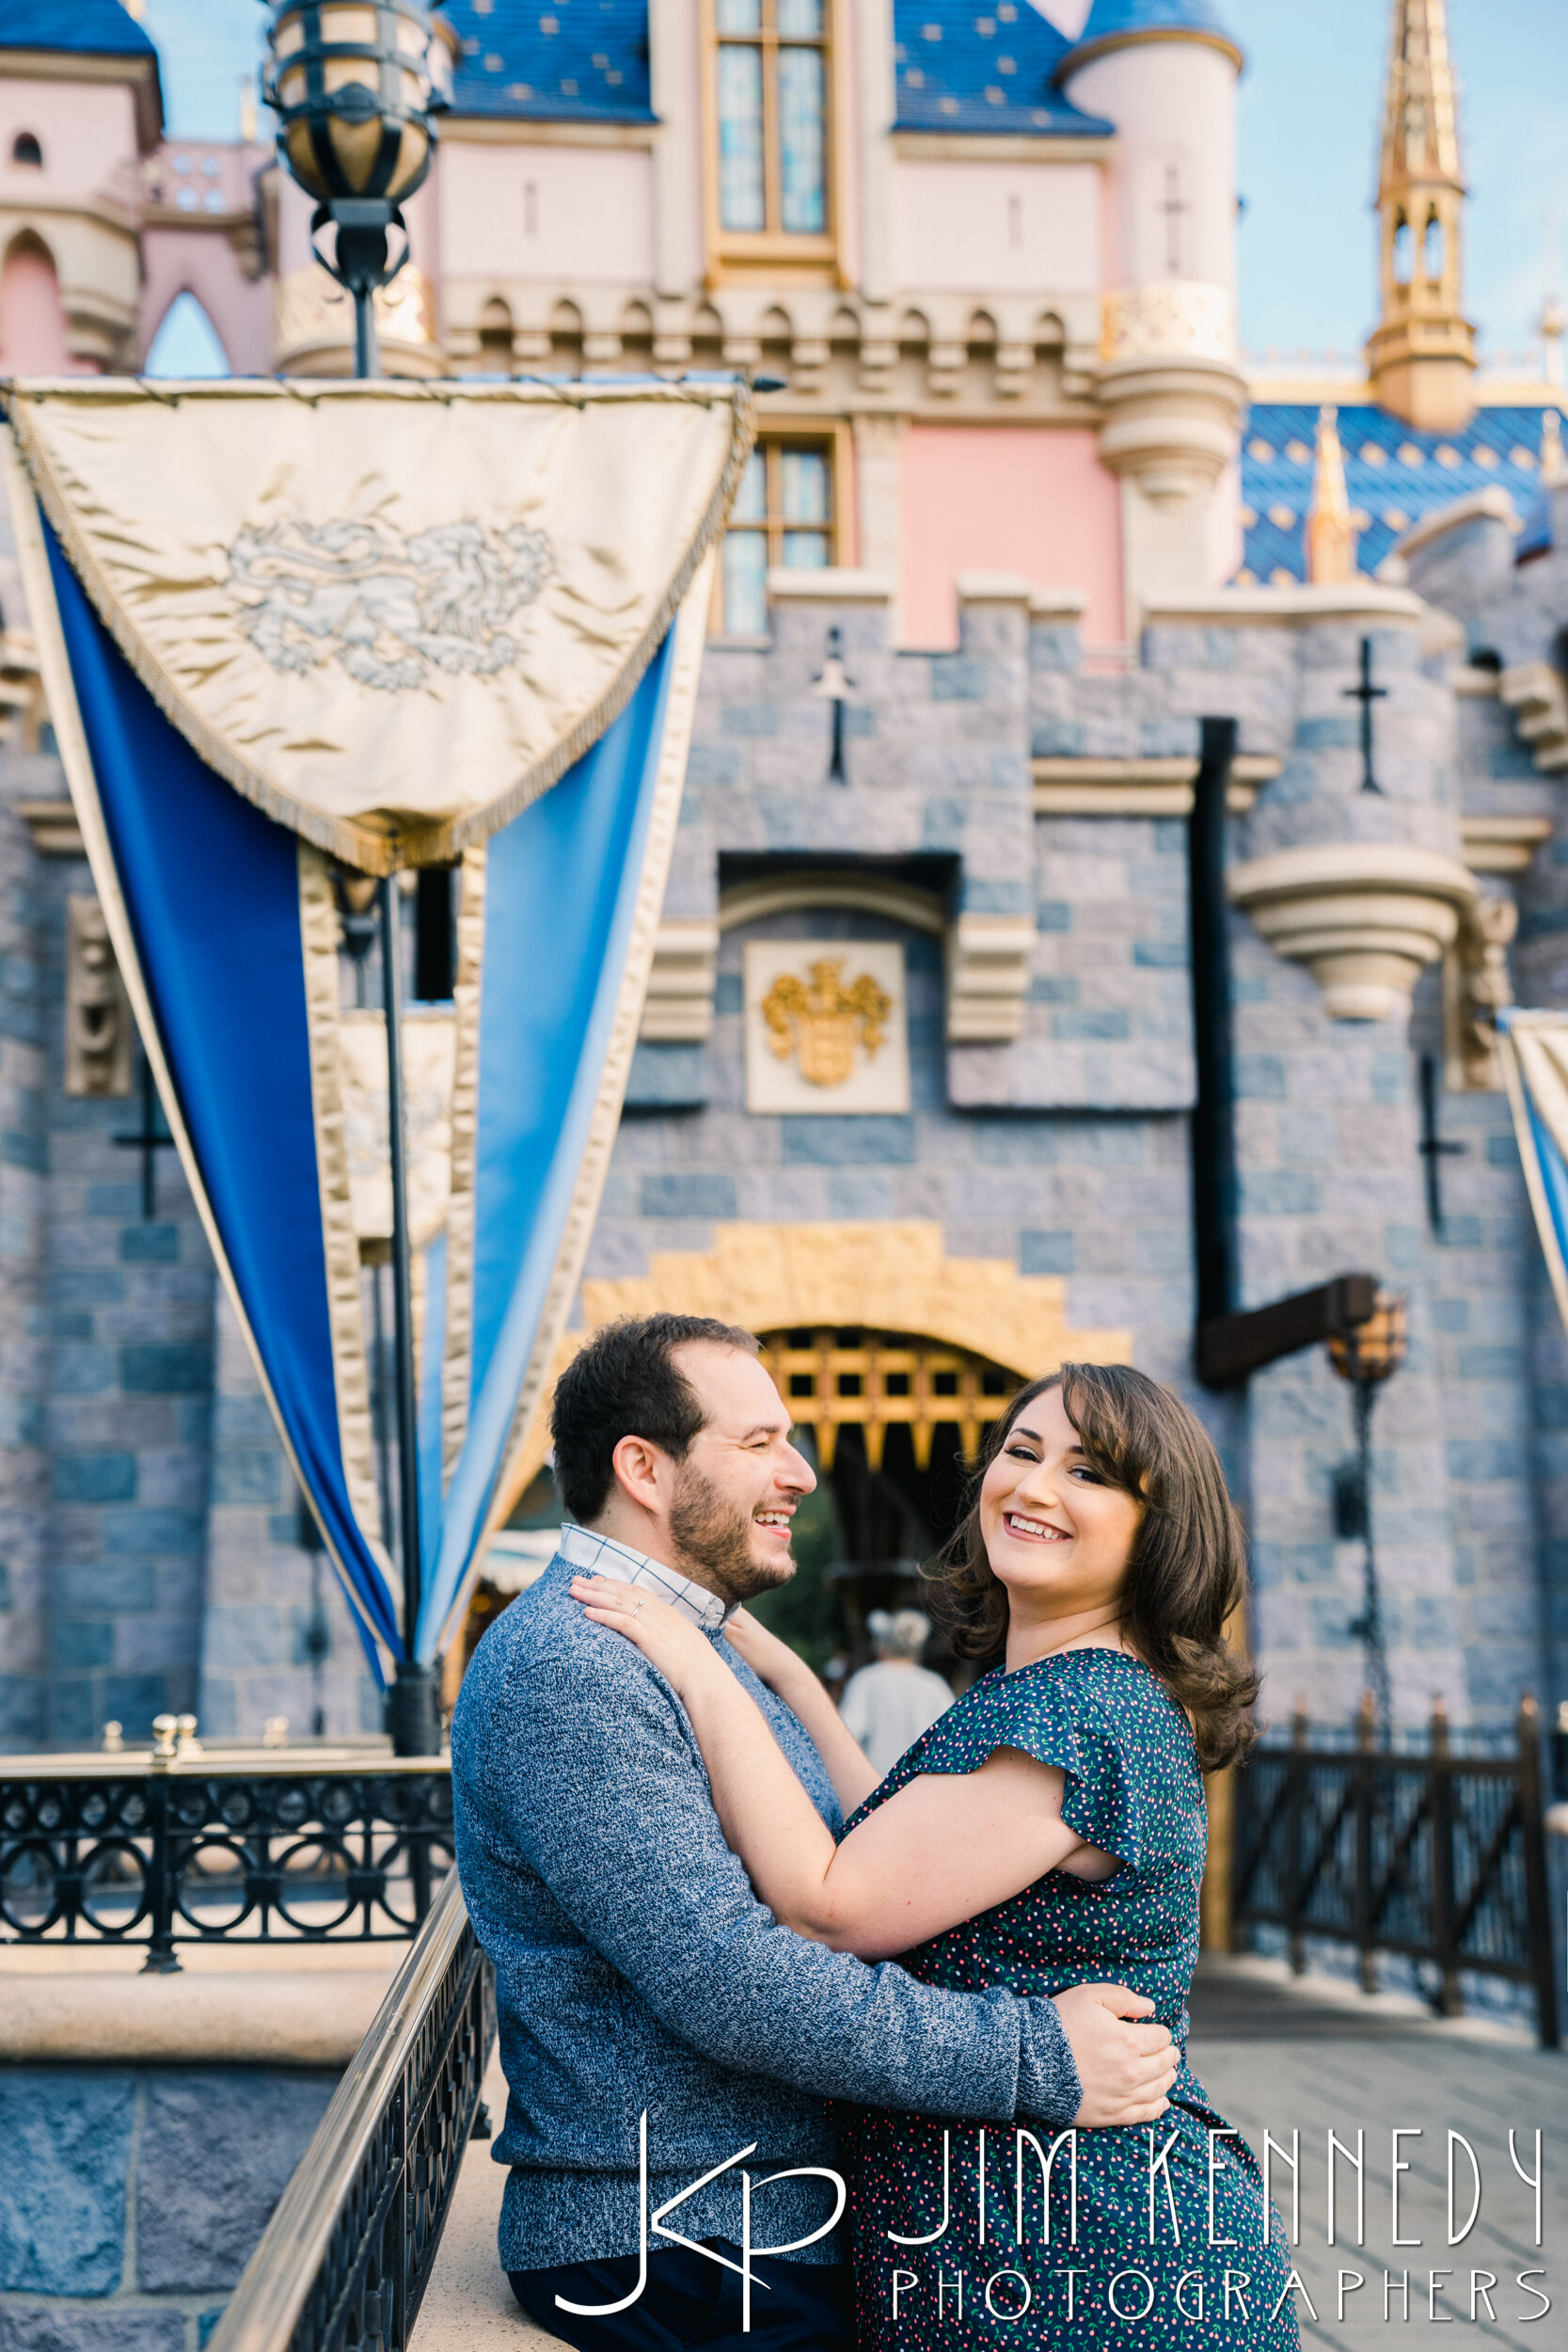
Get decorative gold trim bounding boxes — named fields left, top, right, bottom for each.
left=1063, top=26, right=1243, bottom=75
left=0, top=423, right=395, bottom=1668
left=890, top=133, right=1115, bottom=164
left=488, top=1217, right=1132, bottom=1531
left=434, top=552, right=720, bottom=1648
left=297, top=848, right=388, bottom=1556
left=441, top=848, right=487, bottom=1484
left=439, top=116, right=658, bottom=146
left=719, top=871, right=945, bottom=934
left=2, top=379, right=755, bottom=879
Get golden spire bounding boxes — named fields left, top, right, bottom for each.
left=1307, top=407, right=1355, bottom=584
left=1365, top=0, right=1476, bottom=432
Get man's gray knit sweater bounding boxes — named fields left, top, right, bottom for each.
left=450, top=1552, right=1083, bottom=2272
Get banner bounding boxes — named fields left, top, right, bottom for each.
left=4, top=379, right=750, bottom=1673
left=1497, top=1009, right=1568, bottom=1343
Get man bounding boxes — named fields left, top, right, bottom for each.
left=451, top=1314, right=1178, bottom=2352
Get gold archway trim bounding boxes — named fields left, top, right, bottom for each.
left=488, top=1220, right=1131, bottom=1533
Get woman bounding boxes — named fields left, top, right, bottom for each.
left=840, top=1608, right=955, bottom=1775
left=572, top=1362, right=1301, bottom=2348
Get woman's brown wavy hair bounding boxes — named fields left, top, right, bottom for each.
left=931, top=1361, right=1259, bottom=1772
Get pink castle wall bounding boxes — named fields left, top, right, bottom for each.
left=139, top=140, right=274, bottom=373
left=892, top=161, right=1100, bottom=295
left=899, top=424, right=1123, bottom=649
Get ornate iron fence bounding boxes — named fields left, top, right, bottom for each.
left=1232, top=1694, right=1559, bottom=2046
left=0, top=1745, right=451, bottom=1970
left=207, top=1868, right=494, bottom=2352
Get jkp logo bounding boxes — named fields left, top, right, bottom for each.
left=556, top=2115, right=846, bottom=2333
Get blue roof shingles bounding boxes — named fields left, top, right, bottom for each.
left=0, top=0, right=155, bottom=57
left=444, top=0, right=652, bottom=121
left=1239, top=404, right=1563, bottom=586
left=894, top=0, right=1113, bottom=135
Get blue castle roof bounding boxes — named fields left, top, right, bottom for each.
left=443, top=0, right=652, bottom=122
left=1240, top=403, right=1561, bottom=586
left=894, top=0, right=1112, bottom=135
left=0, top=0, right=156, bottom=57
left=1067, top=0, right=1240, bottom=59
left=444, top=0, right=1109, bottom=135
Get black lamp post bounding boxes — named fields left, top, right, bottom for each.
left=1328, top=1289, right=1408, bottom=1741
left=260, top=1, right=448, bottom=376
left=261, top=3, right=448, bottom=1753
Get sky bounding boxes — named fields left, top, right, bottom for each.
left=144, top=0, right=1568, bottom=369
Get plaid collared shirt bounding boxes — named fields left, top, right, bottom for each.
left=558, top=1521, right=735, bottom=1632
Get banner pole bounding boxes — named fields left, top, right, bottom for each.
left=380, top=877, right=440, bottom=1753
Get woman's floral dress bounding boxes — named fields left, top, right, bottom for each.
left=839, top=1648, right=1301, bottom=2349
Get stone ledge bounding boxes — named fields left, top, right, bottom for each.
left=1462, top=815, right=1554, bottom=875
left=15, top=797, right=85, bottom=856
left=1142, top=582, right=1425, bottom=629
left=0, top=1964, right=395, bottom=2065
left=764, top=568, right=893, bottom=604
left=1031, top=753, right=1280, bottom=816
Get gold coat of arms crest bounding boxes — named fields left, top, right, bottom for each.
left=760, top=958, right=893, bottom=1089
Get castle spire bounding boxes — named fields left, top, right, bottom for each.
left=1364, top=0, right=1476, bottom=432
left=1307, top=407, right=1355, bottom=584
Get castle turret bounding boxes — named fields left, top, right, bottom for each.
left=1058, top=0, right=1246, bottom=620
left=0, top=0, right=162, bottom=373
left=1364, top=0, right=1476, bottom=433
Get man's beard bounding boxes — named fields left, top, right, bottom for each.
left=669, top=1460, right=794, bottom=1605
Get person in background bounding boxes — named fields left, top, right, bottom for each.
left=838, top=1608, right=953, bottom=1775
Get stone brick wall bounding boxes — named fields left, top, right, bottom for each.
left=0, top=770, right=49, bottom=1749
left=198, top=1296, right=379, bottom=1744
left=0, top=2065, right=335, bottom=2352
left=5, top=533, right=1566, bottom=1746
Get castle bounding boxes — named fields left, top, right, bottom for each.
left=1, top=0, right=1566, bottom=1750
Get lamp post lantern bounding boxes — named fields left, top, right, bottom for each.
left=1328, top=1288, right=1407, bottom=1740
left=262, top=3, right=448, bottom=1753
left=260, top=0, right=448, bottom=377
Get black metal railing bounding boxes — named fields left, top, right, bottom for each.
left=0, top=1744, right=451, bottom=1971
left=207, top=1869, right=495, bottom=2352
left=1232, top=1694, right=1559, bottom=2046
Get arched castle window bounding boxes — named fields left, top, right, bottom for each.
left=711, top=0, right=831, bottom=253
left=1392, top=212, right=1414, bottom=285
left=0, top=233, right=68, bottom=373
left=11, top=133, right=42, bottom=167
left=1422, top=210, right=1445, bottom=280
left=144, top=290, right=230, bottom=379
left=477, top=295, right=515, bottom=373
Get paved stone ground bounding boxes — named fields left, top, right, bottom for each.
left=1188, top=1957, right=1567, bottom=2348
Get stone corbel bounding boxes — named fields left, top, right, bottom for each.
left=945, top=914, right=1035, bottom=1044
left=1227, top=842, right=1477, bottom=1022
left=1443, top=894, right=1517, bottom=1091
left=639, top=920, right=721, bottom=1043
left=0, top=628, right=45, bottom=753
left=927, top=342, right=965, bottom=397
left=1497, top=662, right=1568, bottom=773
left=66, top=895, right=134, bottom=1097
